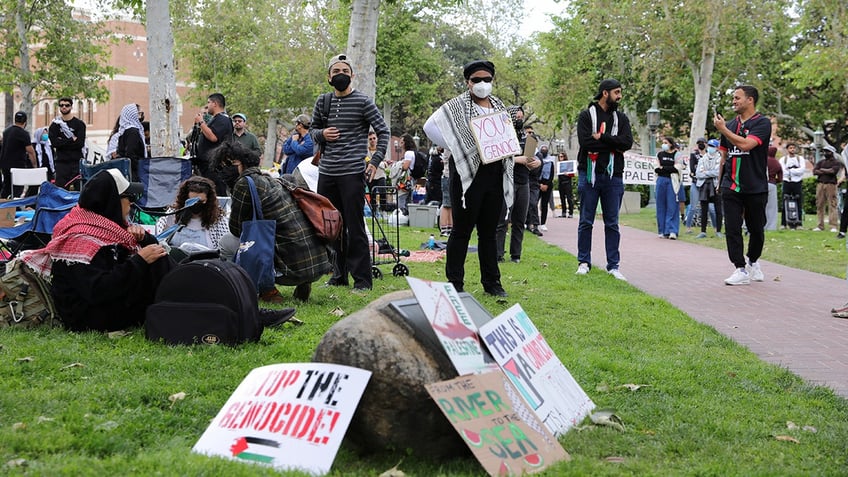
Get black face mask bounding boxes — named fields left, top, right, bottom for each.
left=513, top=119, right=524, bottom=131
left=329, top=74, right=352, bottom=92
left=698, top=143, right=706, bottom=150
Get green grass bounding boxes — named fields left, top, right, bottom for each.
left=2, top=227, right=848, bottom=476
left=620, top=209, right=848, bottom=279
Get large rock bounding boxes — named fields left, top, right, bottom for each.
left=312, top=290, right=467, bottom=458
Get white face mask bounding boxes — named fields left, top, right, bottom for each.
left=707, top=146, right=717, bottom=154
left=471, top=82, right=492, bottom=99
left=661, top=143, right=670, bottom=152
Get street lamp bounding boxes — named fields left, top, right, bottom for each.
left=646, top=103, right=661, bottom=207
left=813, top=129, right=824, bottom=163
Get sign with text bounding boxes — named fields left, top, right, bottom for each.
left=407, top=277, right=498, bottom=375
left=478, top=304, right=594, bottom=436
left=470, top=111, right=521, bottom=164
left=426, top=371, right=570, bottom=476
left=193, top=363, right=371, bottom=475
left=623, top=152, right=692, bottom=186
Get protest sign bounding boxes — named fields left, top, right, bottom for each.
left=193, top=363, right=371, bottom=475
left=557, top=160, right=576, bottom=176
left=407, top=276, right=498, bottom=375
left=426, top=371, right=570, bottom=476
left=623, top=151, right=692, bottom=186
left=478, top=304, right=594, bottom=436
left=470, top=111, right=521, bottom=164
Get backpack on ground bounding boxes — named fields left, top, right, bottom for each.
left=784, top=193, right=802, bottom=227
left=410, top=150, right=428, bottom=180
left=0, top=259, right=59, bottom=328
left=145, top=259, right=262, bottom=345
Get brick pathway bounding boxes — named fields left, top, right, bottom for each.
left=539, top=214, right=848, bottom=398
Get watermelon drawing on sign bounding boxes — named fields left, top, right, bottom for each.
left=498, top=460, right=512, bottom=476
left=462, top=428, right=483, bottom=447
left=524, top=453, right=544, bottom=467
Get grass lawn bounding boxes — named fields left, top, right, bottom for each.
left=2, top=226, right=847, bottom=476
left=620, top=209, right=848, bottom=279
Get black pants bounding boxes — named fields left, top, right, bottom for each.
left=722, top=190, right=767, bottom=269
left=55, top=159, right=81, bottom=191
left=781, top=181, right=803, bottom=227
left=526, top=182, right=540, bottom=227
left=318, top=172, right=371, bottom=289
left=446, top=159, right=503, bottom=291
left=840, top=189, right=848, bottom=234
left=539, top=186, right=553, bottom=225
left=700, top=198, right=723, bottom=233
left=558, top=177, right=574, bottom=216
left=496, top=181, right=529, bottom=260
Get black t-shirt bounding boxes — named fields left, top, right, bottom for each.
left=196, top=113, right=234, bottom=164
left=720, top=113, right=771, bottom=194
left=0, top=125, right=31, bottom=168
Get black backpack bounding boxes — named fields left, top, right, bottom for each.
left=145, top=259, right=262, bottom=345
left=410, top=150, right=428, bottom=179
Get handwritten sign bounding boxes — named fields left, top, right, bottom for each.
left=623, top=152, right=692, bottom=186
left=470, top=111, right=521, bottom=164
left=193, top=363, right=371, bottom=475
left=407, top=277, right=498, bottom=375
left=478, top=304, right=594, bottom=436
left=426, top=371, right=570, bottom=476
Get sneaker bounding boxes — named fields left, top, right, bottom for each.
left=576, top=263, right=590, bottom=275
left=258, top=308, right=297, bottom=328
left=813, top=227, right=823, bottom=232
left=831, top=302, right=848, bottom=318
left=608, top=268, right=627, bottom=281
left=838, top=232, right=846, bottom=239
left=259, top=288, right=286, bottom=304
left=724, top=268, right=750, bottom=286
left=658, top=234, right=665, bottom=238
left=539, top=224, right=548, bottom=231
left=715, top=232, right=723, bottom=238
left=831, top=228, right=838, bottom=233
left=669, top=233, right=677, bottom=240
left=567, top=214, right=573, bottom=218
left=695, top=232, right=707, bottom=239
left=483, top=285, right=508, bottom=297
left=748, top=261, right=764, bottom=282
left=510, top=257, right=521, bottom=263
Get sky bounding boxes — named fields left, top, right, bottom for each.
left=519, top=0, right=568, bottom=37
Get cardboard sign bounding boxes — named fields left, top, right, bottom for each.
left=193, top=363, right=371, bottom=475
left=470, top=111, right=521, bottom=164
left=478, top=304, right=594, bottom=436
left=407, top=277, right=497, bottom=375
left=426, top=371, right=570, bottom=476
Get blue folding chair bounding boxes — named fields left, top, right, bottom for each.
left=0, top=181, right=80, bottom=258
left=80, top=158, right=132, bottom=184
left=136, top=157, right=193, bottom=209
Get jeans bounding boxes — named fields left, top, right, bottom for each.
left=765, top=182, right=778, bottom=230
left=656, top=176, right=680, bottom=236
left=577, top=172, right=624, bottom=271
left=722, top=190, right=767, bottom=269
left=684, top=184, right=699, bottom=227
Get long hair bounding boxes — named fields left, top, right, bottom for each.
left=173, top=176, right=222, bottom=228
left=401, top=134, right=416, bottom=151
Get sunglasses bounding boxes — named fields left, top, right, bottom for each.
left=59, top=104, right=72, bottom=108
left=469, top=76, right=493, bottom=84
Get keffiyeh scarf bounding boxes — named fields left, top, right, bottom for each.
left=116, top=104, right=148, bottom=158
left=587, top=104, right=618, bottom=186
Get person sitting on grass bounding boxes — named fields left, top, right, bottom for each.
left=155, top=176, right=230, bottom=254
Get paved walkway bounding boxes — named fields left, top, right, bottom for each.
left=539, top=214, right=848, bottom=398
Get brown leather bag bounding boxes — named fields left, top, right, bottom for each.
left=279, top=178, right=342, bottom=242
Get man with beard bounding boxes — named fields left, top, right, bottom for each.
left=49, top=98, right=86, bottom=191
left=193, top=93, right=233, bottom=196
left=575, top=79, right=633, bottom=281
left=309, top=54, right=390, bottom=292
left=232, top=113, right=262, bottom=159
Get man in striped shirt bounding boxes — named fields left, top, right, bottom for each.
left=309, top=54, right=390, bottom=291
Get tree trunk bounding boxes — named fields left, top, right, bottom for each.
left=146, top=0, right=181, bottom=157
left=381, top=100, right=393, bottom=136
left=346, top=0, right=381, bottom=99
left=265, top=113, right=279, bottom=168
left=689, top=14, right=719, bottom=149
left=15, top=0, right=33, bottom=132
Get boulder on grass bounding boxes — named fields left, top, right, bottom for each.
left=312, top=290, right=467, bottom=458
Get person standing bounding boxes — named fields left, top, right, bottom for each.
left=365, top=130, right=388, bottom=212
left=232, top=113, right=262, bottom=159
left=812, top=145, right=844, bottom=232
left=193, top=93, right=233, bottom=196
left=538, top=145, right=556, bottom=232
left=765, top=146, right=783, bottom=230
left=114, top=103, right=148, bottom=180
left=525, top=133, right=543, bottom=236
left=557, top=152, right=574, bottom=218
left=424, top=59, right=516, bottom=297
left=309, top=53, right=390, bottom=291
left=49, top=98, right=86, bottom=191
left=779, top=143, right=805, bottom=229
left=575, top=79, right=633, bottom=280
left=281, top=114, right=313, bottom=175
left=694, top=138, right=723, bottom=238
left=654, top=136, right=682, bottom=239
left=684, top=137, right=707, bottom=233
left=32, top=127, right=54, bottom=182
left=0, top=111, right=37, bottom=198
left=713, top=85, right=771, bottom=286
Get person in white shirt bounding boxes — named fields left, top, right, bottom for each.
left=780, top=143, right=806, bottom=229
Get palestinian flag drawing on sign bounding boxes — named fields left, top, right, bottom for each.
left=230, top=436, right=280, bottom=463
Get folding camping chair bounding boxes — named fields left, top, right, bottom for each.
left=136, top=156, right=193, bottom=209
left=0, top=181, right=80, bottom=258
left=79, top=158, right=132, bottom=184
left=10, top=168, right=48, bottom=198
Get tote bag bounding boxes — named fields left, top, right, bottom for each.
left=234, top=176, right=276, bottom=292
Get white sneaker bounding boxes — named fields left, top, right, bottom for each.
left=608, top=268, right=627, bottom=281
left=539, top=224, right=548, bottom=231
left=669, top=233, right=677, bottom=240
left=748, top=261, right=764, bottom=282
left=831, top=228, right=838, bottom=233
left=724, top=268, right=751, bottom=286
left=576, top=263, right=590, bottom=275
left=813, top=227, right=822, bottom=232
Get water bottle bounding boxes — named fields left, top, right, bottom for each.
left=428, top=234, right=435, bottom=250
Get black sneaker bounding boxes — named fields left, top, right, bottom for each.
left=258, top=308, right=297, bottom=328
left=838, top=232, right=846, bottom=239
left=483, top=285, right=508, bottom=297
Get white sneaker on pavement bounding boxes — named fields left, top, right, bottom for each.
left=669, top=233, right=677, bottom=240
left=539, top=224, right=548, bottom=231
left=608, top=268, right=627, bottom=281
left=748, top=261, right=764, bottom=282
left=576, top=263, right=590, bottom=275
left=724, top=268, right=751, bottom=286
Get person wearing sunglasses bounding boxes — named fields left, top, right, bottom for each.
left=48, top=97, right=87, bottom=191
left=21, top=169, right=172, bottom=332
left=423, top=59, right=523, bottom=298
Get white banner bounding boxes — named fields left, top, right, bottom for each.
left=623, top=151, right=692, bottom=186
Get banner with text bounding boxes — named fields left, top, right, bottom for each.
left=470, top=110, right=521, bottom=164
left=193, top=363, right=371, bottom=475
left=478, top=304, right=595, bottom=436
left=426, top=371, right=570, bottom=476
left=623, top=152, right=692, bottom=186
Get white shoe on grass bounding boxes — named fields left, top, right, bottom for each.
left=576, top=263, right=590, bottom=275
left=608, top=268, right=627, bottom=281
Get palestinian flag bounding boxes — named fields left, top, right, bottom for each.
left=229, top=436, right=280, bottom=463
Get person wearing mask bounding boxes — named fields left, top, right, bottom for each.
left=765, top=146, right=783, bottom=230
left=154, top=176, right=230, bottom=253
left=694, top=139, right=723, bottom=238
left=654, top=136, right=683, bottom=239
left=32, top=127, right=55, bottom=182
left=526, top=128, right=543, bottom=236
left=537, top=145, right=556, bottom=232
left=684, top=138, right=707, bottom=233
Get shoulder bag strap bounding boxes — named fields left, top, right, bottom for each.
left=245, top=176, right=263, bottom=221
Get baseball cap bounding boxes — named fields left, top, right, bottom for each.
left=707, top=139, right=720, bottom=147
left=823, top=144, right=837, bottom=155
left=696, top=137, right=706, bottom=144
left=14, top=111, right=26, bottom=123
left=232, top=113, right=247, bottom=122
left=328, top=54, right=352, bottom=72
left=594, top=79, right=622, bottom=100
left=106, top=169, right=144, bottom=199
left=293, top=114, right=311, bottom=128
left=463, top=60, right=495, bottom=80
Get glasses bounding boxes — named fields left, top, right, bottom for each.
left=59, top=103, right=71, bottom=108
left=120, top=193, right=141, bottom=202
left=469, top=77, right=493, bottom=84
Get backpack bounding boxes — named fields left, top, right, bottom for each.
left=410, top=150, right=428, bottom=180
left=145, top=259, right=262, bottom=345
left=0, top=259, right=59, bottom=329
left=278, top=177, right=342, bottom=242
